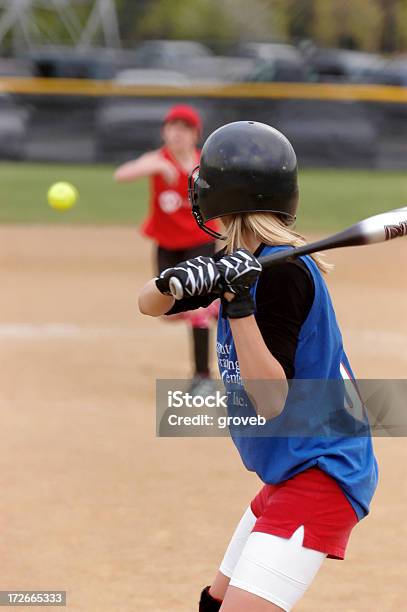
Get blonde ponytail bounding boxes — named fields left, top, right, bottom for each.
left=222, top=212, right=332, bottom=274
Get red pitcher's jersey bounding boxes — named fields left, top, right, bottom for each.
left=141, top=147, right=218, bottom=249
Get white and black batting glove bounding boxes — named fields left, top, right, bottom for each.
left=216, top=249, right=262, bottom=293
left=216, top=249, right=262, bottom=319
left=155, top=256, right=220, bottom=298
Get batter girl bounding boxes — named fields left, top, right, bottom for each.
left=115, top=104, right=218, bottom=391
left=138, top=121, right=378, bottom=611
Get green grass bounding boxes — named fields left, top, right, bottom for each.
left=299, top=169, right=407, bottom=231
left=0, top=162, right=406, bottom=231
left=0, top=162, right=149, bottom=225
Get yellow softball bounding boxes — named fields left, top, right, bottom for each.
left=47, top=182, right=78, bottom=211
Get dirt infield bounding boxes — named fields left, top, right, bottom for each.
left=0, top=226, right=406, bottom=612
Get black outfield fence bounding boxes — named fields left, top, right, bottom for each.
left=1, top=78, right=407, bottom=168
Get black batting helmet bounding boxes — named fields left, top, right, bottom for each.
left=188, top=121, right=299, bottom=239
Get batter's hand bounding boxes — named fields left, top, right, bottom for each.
left=155, top=256, right=220, bottom=298
left=216, top=249, right=262, bottom=293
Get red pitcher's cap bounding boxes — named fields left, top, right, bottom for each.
left=163, top=104, right=202, bottom=134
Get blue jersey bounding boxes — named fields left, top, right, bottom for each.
left=216, top=245, right=378, bottom=520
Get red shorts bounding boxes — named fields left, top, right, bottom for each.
left=250, top=468, right=358, bottom=559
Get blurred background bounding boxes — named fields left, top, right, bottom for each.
left=0, top=0, right=405, bottom=228
left=0, top=3, right=406, bottom=611
left=0, top=0, right=406, bottom=167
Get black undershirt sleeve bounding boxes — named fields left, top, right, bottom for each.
left=254, top=258, right=315, bottom=379
left=165, top=292, right=218, bottom=315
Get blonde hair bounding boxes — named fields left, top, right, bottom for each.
left=222, top=212, right=332, bottom=274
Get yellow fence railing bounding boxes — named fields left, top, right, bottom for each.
left=0, top=77, right=406, bottom=103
